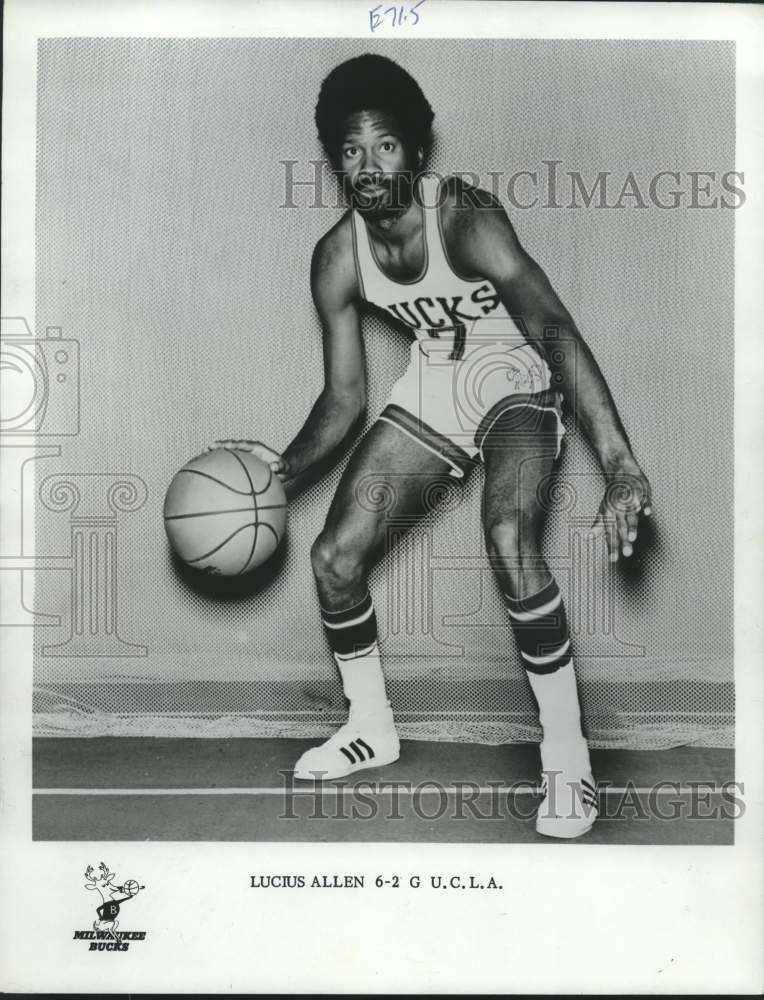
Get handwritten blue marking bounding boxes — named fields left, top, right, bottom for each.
left=370, top=0, right=425, bottom=32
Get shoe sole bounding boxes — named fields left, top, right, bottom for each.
left=293, top=746, right=400, bottom=782
left=535, top=814, right=597, bottom=839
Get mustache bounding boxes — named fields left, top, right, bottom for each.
left=348, top=171, right=415, bottom=210
left=353, top=174, right=393, bottom=191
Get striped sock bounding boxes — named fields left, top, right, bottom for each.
left=504, top=577, right=572, bottom=675
left=504, top=578, right=586, bottom=747
left=320, top=592, right=389, bottom=718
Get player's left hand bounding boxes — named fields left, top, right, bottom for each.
left=590, top=454, right=652, bottom=562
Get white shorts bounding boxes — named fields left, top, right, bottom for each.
left=379, top=337, right=566, bottom=479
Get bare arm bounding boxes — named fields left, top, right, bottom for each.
left=207, top=221, right=366, bottom=501
left=450, top=191, right=653, bottom=559
left=452, top=198, right=632, bottom=464
left=279, top=224, right=367, bottom=500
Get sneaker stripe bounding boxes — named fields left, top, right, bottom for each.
left=356, top=738, right=375, bottom=760
left=340, top=746, right=357, bottom=765
left=349, top=740, right=365, bottom=761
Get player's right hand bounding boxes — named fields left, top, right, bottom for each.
left=204, top=439, right=289, bottom=477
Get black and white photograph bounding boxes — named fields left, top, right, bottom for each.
left=1, top=0, right=762, bottom=993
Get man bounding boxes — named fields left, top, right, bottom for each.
left=210, top=54, right=652, bottom=838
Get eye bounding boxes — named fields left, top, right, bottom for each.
left=380, top=141, right=396, bottom=152
left=343, top=145, right=360, bottom=159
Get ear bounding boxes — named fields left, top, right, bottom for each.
left=84, top=884, right=97, bottom=890
left=417, top=146, right=424, bottom=166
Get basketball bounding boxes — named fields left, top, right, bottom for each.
left=163, top=449, right=287, bottom=575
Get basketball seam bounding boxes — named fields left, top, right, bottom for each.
left=240, top=509, right=260, bottom=574
left=224, top=453, right=261, bottom=574
left=228, top=448, right=274, bottom=497
left=186, top=521, right=259, bottom=564
left=169, top=452, right=285, bottom=572
left=164, top=503, right=287, bottom=520
left=241, top=520, right=281, bottom=574
left=177, top=468, right=254, bottom=496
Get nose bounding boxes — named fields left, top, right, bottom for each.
left=358, top=149, right=381, bottom=178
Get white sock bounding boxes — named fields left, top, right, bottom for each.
left=335, top=642, right=389, bottom=720
left=526, top=661, right=589, bottom=765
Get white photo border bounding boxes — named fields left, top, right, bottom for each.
left=1, top=1, right=762, bottom=993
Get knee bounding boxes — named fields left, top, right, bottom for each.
left=310, top=531, right=364, bottom=586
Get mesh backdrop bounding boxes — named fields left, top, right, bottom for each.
left=32, top=38, right=734, bottom=747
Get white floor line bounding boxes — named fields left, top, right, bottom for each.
left=33, top=785, right=726, bottom=797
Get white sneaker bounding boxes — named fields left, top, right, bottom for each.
left=535, top=739, right=598, bottom=839
left=293, top=703, right=400, bottom=781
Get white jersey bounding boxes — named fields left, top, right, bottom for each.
left=350, top=172, right=544, bottom=366
left=351, top=173, right=562, bottom=479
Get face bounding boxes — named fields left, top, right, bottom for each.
left=338, top=110, right=420, bottom=219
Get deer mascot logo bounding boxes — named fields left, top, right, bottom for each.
left=83, top=862, right=145, bottom=941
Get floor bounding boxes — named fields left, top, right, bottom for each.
left=32, top=738, right=735, bottom=844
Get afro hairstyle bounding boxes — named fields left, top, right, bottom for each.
left=315, top=53, right=434, bottom=168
